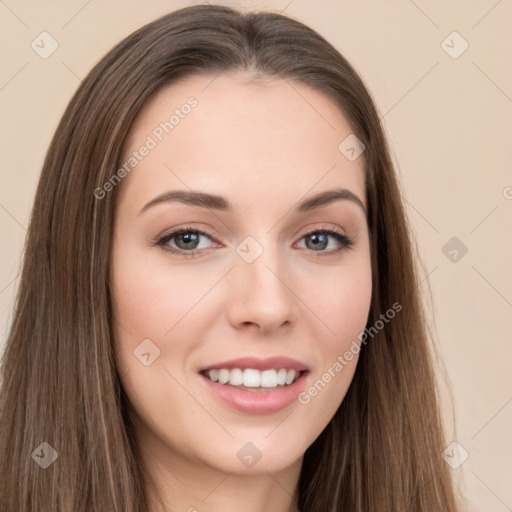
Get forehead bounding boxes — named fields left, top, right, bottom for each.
left=118, top=72, right=366, bottom=214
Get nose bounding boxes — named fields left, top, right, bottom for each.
left=225, top=243, right=299, bottom=336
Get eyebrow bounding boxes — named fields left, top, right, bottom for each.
left=139, top=187, right=366, bottom=215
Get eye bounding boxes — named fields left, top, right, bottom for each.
left=295, top=226, right=355, bottom=256
left=153, top=225, right=355, bottom=258
left=154, top=226, right=217, bottom=257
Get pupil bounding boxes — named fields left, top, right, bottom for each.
left=178, top=232, right=198, bottom=249
left=308, top=233, right=327, bottom=250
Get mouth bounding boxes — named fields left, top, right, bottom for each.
left=199, top=367, right=305, bottom=391
left=198, top=366, right=310, bottom=414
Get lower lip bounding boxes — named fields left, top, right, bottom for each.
left=199, top=371, right=309, bottom=414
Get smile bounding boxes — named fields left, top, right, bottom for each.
left=201, top=368, right=302, bottom=390
left=199, top=369, right=309, bottom=414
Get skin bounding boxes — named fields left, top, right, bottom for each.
left=111, top=71, right=372, bottom=512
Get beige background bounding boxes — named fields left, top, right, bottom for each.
left=1, top=1, right=511, bottom=510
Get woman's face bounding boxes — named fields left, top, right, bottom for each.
left=111, top=72, right=372, bottom=477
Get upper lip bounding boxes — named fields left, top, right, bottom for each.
left=198, top=356, right=309, bottom=373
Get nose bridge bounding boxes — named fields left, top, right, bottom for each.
left=227, top=232, right=297, bottom=332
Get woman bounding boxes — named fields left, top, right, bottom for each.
left=0, top=4, right=464, bottom=511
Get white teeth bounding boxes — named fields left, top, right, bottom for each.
left=229, top=368, right=243, bottom=386
left=260, top=369, right=277, bottom=387
left=243, top=368, right=260, bottom=387
left=218, top=369, right=230, bottom=384
left=205, top=368, right=301, bottom=388
left=276, top=368, right=287, bottom=386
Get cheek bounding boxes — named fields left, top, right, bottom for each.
left=297, top=259, right=372, bottom=348
left=110, top=244, right=180, bottom=380
left=293, top=275, right=371, bottom=440
left=110, top=243, right=224, bottom=399
left=111, top=247, right=205, bottom=344
left=110, top=252, right=200, bottom=444
left=334, top=279, right=372, bottom=347
left=293, top=259, right=371, bottom=409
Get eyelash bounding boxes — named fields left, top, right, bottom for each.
left=153, top=225, right=355, bottom=259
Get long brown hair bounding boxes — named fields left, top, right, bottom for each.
left=0, top=4, right=464, bottom=511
